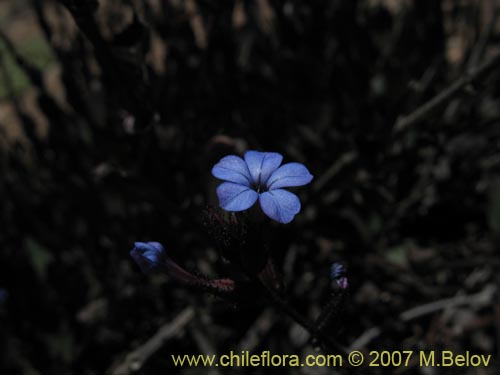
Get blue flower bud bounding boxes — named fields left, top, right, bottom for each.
left=130, top=242, right=166, bottom=274
left=129, top=241, right=236, bottom=295
left=330, top=263, right=345, bottom=279
left=330, top=262, right=348, bottom=290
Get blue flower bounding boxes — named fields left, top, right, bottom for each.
left=212, top=151, right=313, bottom=223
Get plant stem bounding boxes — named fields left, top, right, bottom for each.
left=258, top=280, right=348, bottom=355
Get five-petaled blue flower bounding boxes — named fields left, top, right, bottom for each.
left=212, top=151, right=313, bottom=224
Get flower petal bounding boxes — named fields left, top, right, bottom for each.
left=211, top=155, right=252, bottom=186
left=216, top=182, right=259, bottom=211
left=145, top=242, right=164, bottom=253
left=266, top=162, right=313, bottom=190
left=244, top=151, right=283, bottom=186
left=259, top=189, right=301, bottom=224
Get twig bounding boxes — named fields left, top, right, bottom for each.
left=237, top=308, right=275, bottom=352
left=189, top=320, right=218, bottom=356
left=495, top=303, right=500, bottom=359
left=259, top=282, right=348, bottom=355
left=400, top=284, right=496, bottom=321
left=394, top=52, right=500, bottom=132
left=312, top=152, right=357, bottom=193
left=108, top=307, right=195, bottom=375
left=467, top=5, right=500, bottom=70
left=349, top=284, right=497, bottom=350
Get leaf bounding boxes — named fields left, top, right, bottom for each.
left=26, top=237, right=53, bottom=280
left=384, top=242, right=413, bottom=268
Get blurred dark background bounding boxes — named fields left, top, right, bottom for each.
left=1, top=0, right=500, bottom=374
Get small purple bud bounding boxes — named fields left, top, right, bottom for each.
left=330, top=262, right=348, bottom=290
left=336, top=277, right=349, bottom=290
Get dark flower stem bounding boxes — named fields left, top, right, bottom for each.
left=257, top=280, right=348, bottom=355
left=314, top=291, right=346, bottom=333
